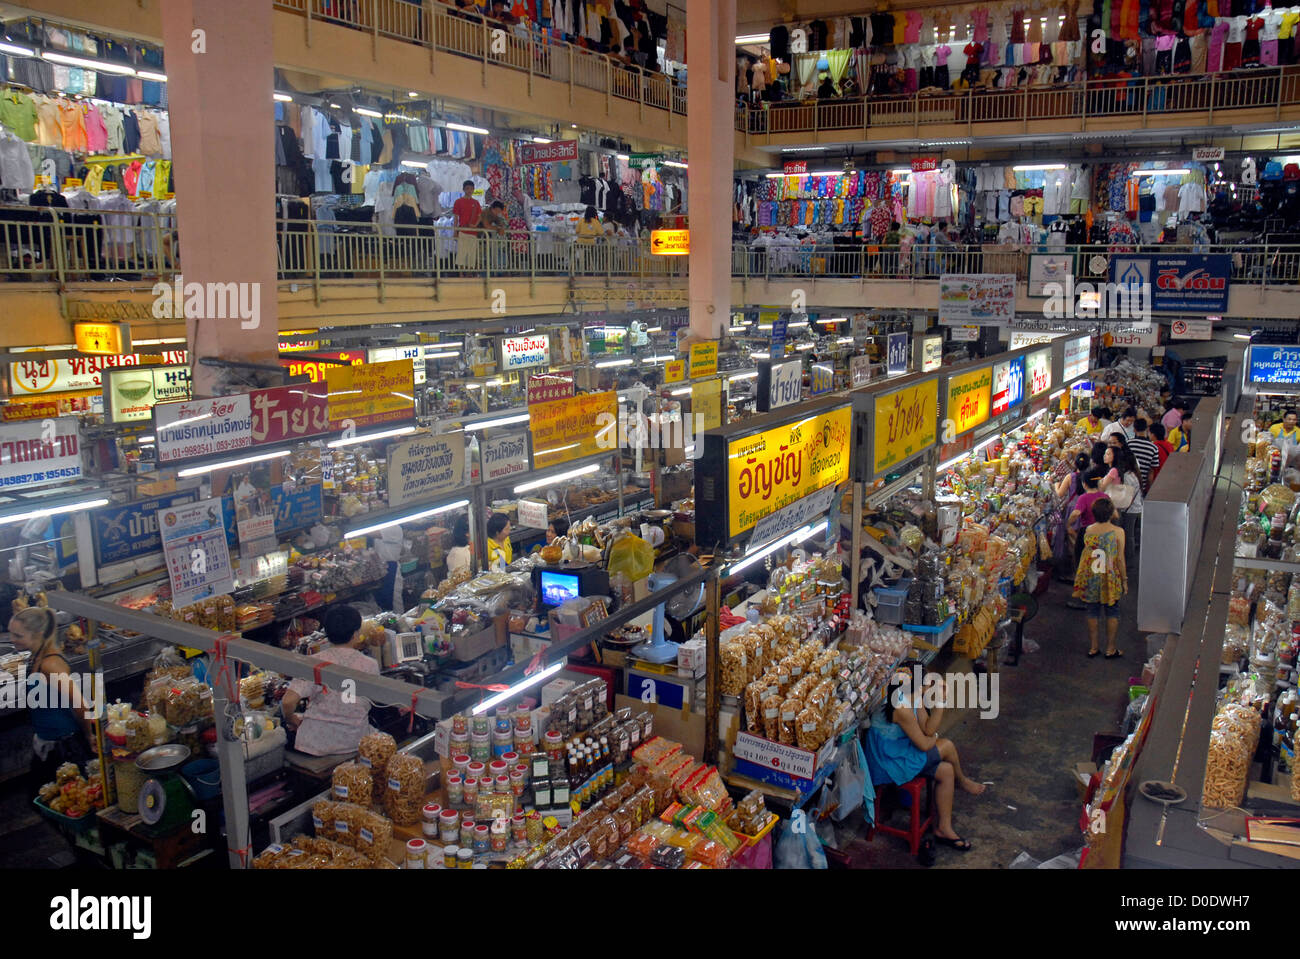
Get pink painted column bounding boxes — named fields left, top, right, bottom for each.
left=161, top=0, right=279, bottom=397
left=686, top=0, right=736, bottom=343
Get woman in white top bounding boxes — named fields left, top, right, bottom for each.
left=282, top=606, right=378, bottom=757
left=1100, top=441, right=1143, bottom=562
left=445, top=515, right=473, bottom=577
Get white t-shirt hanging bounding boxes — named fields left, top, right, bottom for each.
left=1178, top=181, right=1207, bottom=213
left=1262, top=8, right=1283, bottom=40
left=1227, top=15, right=1247, bottom=42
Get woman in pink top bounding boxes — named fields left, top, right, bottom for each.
left=1161, top=401, right=1185, bottom=432
left=281, top=605, right=380, bottom=757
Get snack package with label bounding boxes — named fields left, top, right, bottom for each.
left=382, top=752, right=425, bottom=825
left=331, top=762, right=373, bottom=806
left=631, top=736, right=683, bottom=769
left=358, top=731, right=397, bottom=794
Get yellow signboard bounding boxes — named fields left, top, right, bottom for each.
left=664, top=359, right=686, bottom=383
left=946, top=366, right=993, bottom=436
left=726, top=405, right=852, bottom=538
left=528, top=390, right=619, bottom=469
left=324, top=358, right=415, bottom=431
left=872, top=379, right=939, bottom=476
left=689, top=342, right=718, bottom=379
left=74, top=321, right=131, bottom=356
left=691, top=379, right=723, bottom=431
left=650, top=229, right=690, bottom=255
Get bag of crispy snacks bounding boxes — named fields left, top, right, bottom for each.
left=332, top=762, right=373, bottom=806
left=795, top=706, right=823, bottom=750
left=720, top=640, right=747, bottom=697
left=744, top=679, right=771, bottom=735
left=358, top=732, right=396, bottom=794
left=761, top=689, right=783, bottom=741
left=778, top=697, right=802, bottom=746
left=382, top=752, right=425, bottom=825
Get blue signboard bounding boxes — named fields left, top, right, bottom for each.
left=992, top=356, right=1025, bottom=415
left=219, top=483, right=324, bottom=550
left=92, top=492, right=198, bottom=567
left=770, top=316, right=788, bottom=351
left=1249, top=344, right=1300, bottom=385
left=887, top=332, right=909, bottom=376
left=1109, top=254, right=1230, bottom=313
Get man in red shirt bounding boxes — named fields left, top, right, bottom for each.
left=1148, top=422, right=1175, bottom=483
left=453, top=179, right=482, bottom=274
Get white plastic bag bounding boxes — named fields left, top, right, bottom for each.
left=773, top=819, right=828, bottom=870
left=831, top=740, right=865, bottom=822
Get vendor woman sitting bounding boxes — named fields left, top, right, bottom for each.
left=865, top=660, right=985, bottom=852
left=281, top=605, right=378, bottom=757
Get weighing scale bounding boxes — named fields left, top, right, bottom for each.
left=636, top=553, right=705, bottom=664
left=137, top=744, right=197, bottom=836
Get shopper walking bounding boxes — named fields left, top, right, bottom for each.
left=1101, top=406, right=1136, bottom=442
left=1100, top=444, right=1143, bottom=563
left=453, top=179, right=483, bottom=274
left=1166, top=410, right=1192, bottom=451
left=1128, top=419, right=1160, bottom=493
left=1148, top=423, right=1175, bottom=479
left=1054, top=452, right=1092, bottom=581
left=1072, top=499, right=1127, bottom=658
left=1066, top=468, right=1110, bottom=608
left=865, top=660, right=986, bottom=854
left=280, top=605, right=378, bottom=756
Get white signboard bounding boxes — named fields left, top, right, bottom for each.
left=158, top=497, right=235, bottom=608
left=517, top=498, right=549, bottom=529
left=386, top=434, right=467, bottom=508
left=1008, top=330, right=1066, bottom=349
left=1028, top=254, right=1073, bottom=297
left=155, top=395, right=254, bottom=463
left=747, top=482, right=839, bottom=553
left=481, top=432, right=528, bottom=483
left=768, top=358, right=803, bottom=410
left=1192, top=147, right=1225, bottom=162
left=950, top=326, right=980, bottom=342
left=938, top=274, right=1017, bottom=324
left=732, top=731, right=821, bottom=780
left=499, top=333, right=551, bottom=372
left=105, top=365, right=192, bottom=424
left=921, top=336, right=943, bottom=372
left=850, top=354, right=871, bottom=388
left=1170, top=318, right=1213, bottom=341
left=368, top=346, right=427, bottom=386
left=9, top=351, right=188, bottom=397
left=1063, top=335, right=1091, bottom=381
left=1104, top=328, right=1160, bottom=348
left=1026, top=349, right=1052, bottom=398
left=0, top=417, right=83, bottom=491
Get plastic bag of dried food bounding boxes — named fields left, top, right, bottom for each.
left=358, top=732, right=396, bottom=794
left=779, top=697, right=802, bottom=746
left=795, top=706, right=823, bottom=750
left=1226, top=591, right=1252, bottom=628
left=1222, top=625, right=1249, bottom=665
left=720, top=641, right=747, bottom=697
left=354, top=808, right=394, bottom=865
left=761, top=690, right=783, bottom=742
left=1202, top=729, right=1250, bottom=808
left=383, top=752, right=424, bottom=826
left=332, top=762, right=373, bottom=806
left=744, top=680, right=770, bottom=735
left=163, top=677, right=211, bottom=727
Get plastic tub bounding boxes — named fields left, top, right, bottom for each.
left=180, top=759, right=221, bottom=801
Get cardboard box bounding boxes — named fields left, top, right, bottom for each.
left=614, top=694, right=706, bottom=760
left=542, top=678, right=576, bottom=706
left=676, top=637, right=706, bottom=672
left=632, top=577, right=651, bottom=602
left=451, top=625, right=499, bottom=662
left=659, top=445, right=685, bottom=468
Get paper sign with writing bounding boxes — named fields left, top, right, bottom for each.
left=872, top=379, right=939, bottom=476
left=155, top=395, right=253, bottom=463
left=481, top=431, right=529, bottom=483
left=528, top=391, right=618, bottom=469
left=689, top=342, right=718, bottom=378
left=517, top=499, right=549, bottom=529
left=850, top=354, right=871, bottom=388
left=386, top=434, right=467, bottom=508
left=692, top=379, right=723, bottom=431
left=499, top=334, right=551, bottom=372
left=157, top=498, right=235, bottom=608
left=664, top=360, right=686, bottom=383
left=10, top=351, right=188, bottom=396
left=527, top=371, right=576, bottom=405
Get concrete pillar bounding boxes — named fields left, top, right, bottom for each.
left=161, top=0, right=279, bottom=397
left=685, top=0, right=736, bottom=343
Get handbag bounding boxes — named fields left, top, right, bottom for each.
left=1108, top=474, right=1137, bottom=511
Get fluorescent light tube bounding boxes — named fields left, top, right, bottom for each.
left=346, top=499, right=469, bottom=538
left=670, top=387, right=692, bottom=396
left=532, top=137, right=552, bottom=143
left=1012, top=164, right=1066, bottom=171
left=447, top=121, right=490, bottom=135
left=400, top=159, right=429, bottom=168
left=42, top=51, right=134, bottom=75
left=273, top=93, right=293, bottom=102
left=177, top=449, right=290, bottom=478
left=729, top=372, right=758, bottom=382
left=664, top=161, right=688, bottom=169
left=0, top=498, right=110, bottom=527
left=837, top=337, right=855, bottom=345
left=751, top=352, right=770, bottom=360
left=1132, top=168, right=1190, bottom=176
left=327, top=425, right=416, bottom=448
left=0, top=42, right=36, bottom=57
left=595, top=359, right=633, bottom=368
left=514, top=463, right=600, bottom=493
left=730, top=520, right=828, bottom=575
left=136, top=70, right=167, bottom=82
left=735, top=33, right=769, bottom=44
left=354, top=107, right=383, bottom=118
left=425, top=350, right=459, bottom=359
left=471, top=661, right=565, bottom=715
left=463, top=413, right=530, bottom=431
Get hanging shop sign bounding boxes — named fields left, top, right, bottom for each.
left=1169, top=318, right=1213, bottom=341
left=910, top=157, right=939, bottom=172
left=850, top=354, right=872, bottom=388
left=1061, top=334, right=1092, bottom=382
left=9, top=351, right=188, bottom=397
left=692, top=379, right=723, bottom=431
left=1108, top=254, right=1231, bottom=313
left=482, top=431, right=529, bottom=483
left=499, top=333, right=551, bottom=372
left=386, top=433, right=467, bottom=508
left=1027, top=253, right=1074, bottom=298
left=157, top=497, right=235, bottom=608
left=91, top=491, right=197, bottom=568
left=688, top=342, right=718, bottom=378
left=325, top=359, right=416, bottom=431
left=990, top=356, right=1025, bottom=417
left=770, top=317, right=789, bottom=351
left=694, top=402, right=851, bottom=545
left=528, top=391, right=618, bottom=470
left=945, top=366, right=993, bottom=436
left=938, top=274, right=1017, bottom=324
left=886, top=332, right=909, bottom=377
left=1026, top=349, right=1052, bottom=398
left=759, top=358, right=803, bottom=412
left=249, top=382, right=331, bottom=446
left=278, top=330, right=320, bottom=352
left=650, top=229, right=690, bottom=255
left=1008, top=330, right=1066, bottom=349
left=1102, top=329, right=1160, bottom=349
left=105, top=365, right=191, bottom=424
left=747, top=482, right=839, bottom=552
left=74, top=321, right=131, bottom=356
left=1192, top=146, right=1225, bottom=162
left=920, top=336, right=943, bottom=372
left=280, top=350, right=365, bottom=383
left=2, top=401, right=60, bottom=422
left=519, top=139, right=579, bottom=164
left=810, top=362, right=835, bottom=397
left=663, top=360, right=686, bottom=383
left=949, top=326, right=980, bottom=342
left=0, top=417, right=82, bottom=491
left=154, top=394, right=253, bottom=463
left=871, top=378, right=940, bottom=477
left=527, top=371, right=575, bottom=405
left=783, top=160, right=808, bottom=175
left=368, top=346, right=427, bottom=386
left=1249, top=345, right=1300, bottom=384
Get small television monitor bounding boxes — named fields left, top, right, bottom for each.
left=539, top=569, right=581, bottom=608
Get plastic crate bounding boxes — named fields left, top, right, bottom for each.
left=871, top=577, right=912, bottom=626
left=33, top=797, right=99, bottom=834
left=902, top=615, right=957, bottom=648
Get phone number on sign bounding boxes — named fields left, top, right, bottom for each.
left=166, top=438, right=251, bottom=460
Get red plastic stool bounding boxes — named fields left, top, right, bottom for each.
left=870, top=776, right=934, bottom=857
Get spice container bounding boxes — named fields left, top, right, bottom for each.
left=473, top=824, right=490, bottom=853
left=457, top=847, right=473, bottom=869
left=422, top=802, right=441, bottom=823
left=451, top=754, right=471, bottom=778
left=443, top=844, right=459, bottom=869
left=489, top=759, right=508, bottom=780
left=490, top=818, right=508, bottom=852
left=509, top=769, right=525, bottom=797
left=463, top=776, right=479, bottom=806
left=544, top=731, right=564, bottom=763
left=471, top=715, right=490, bottom=737
left=470, top=733, right=491, bottom=762
left=511, top=812, right=527, bottom=842
left=533, top=780, right=552, bottom=806
left=452, top=713, right=468, bottom=736
left=513, top=762, right=530, bottom=786
left=405, top=838, right=427, bottom=869
left=466, top=760, right=486, bottom=780
left=501, top=751, right=519, bottom=768
left=494, top=774, right=510, bottom=795
left=438, top=808, right=460, bottom=842
left=460, top=817, right=476, bottom=847
left=445, top=773, right=463, bottom=805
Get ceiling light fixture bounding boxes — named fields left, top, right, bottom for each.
left=447, top=121, right=490, bottom=135
left=346, top=499, right=469, bottom=538
left=177, top=449, right=290, bottom=478
left=514, top=463, right=600, bottom=493
left=41, top=51, right=135, bottom=75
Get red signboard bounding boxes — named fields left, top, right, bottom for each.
left=527, top=372, right=576, bottom=405
left=910, top=157, right=939, bottom=172
left=519, top=140, right=579, bottom=165
left=783, top=160, right=808, bottom=175
left=249, top=383, right=331, bottom=445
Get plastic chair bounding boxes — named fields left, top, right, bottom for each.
left=869, top=775, right=934, bottom=857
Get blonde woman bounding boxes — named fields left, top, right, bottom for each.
left=9, top=606, right=95, bottom=787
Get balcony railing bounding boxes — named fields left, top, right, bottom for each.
left=738, top=66, right=1300, bottom=138
left=272, top=0, right=686, bottom=119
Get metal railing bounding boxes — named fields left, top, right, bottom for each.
left=272, top=0, right=686, bottom=117
left=739, top=66, right=1300, bottom=137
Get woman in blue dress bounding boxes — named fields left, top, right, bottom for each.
left=865, top=660, right=985, bottom=851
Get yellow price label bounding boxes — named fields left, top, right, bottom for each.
left=664, top=359, right=685, bottom=383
